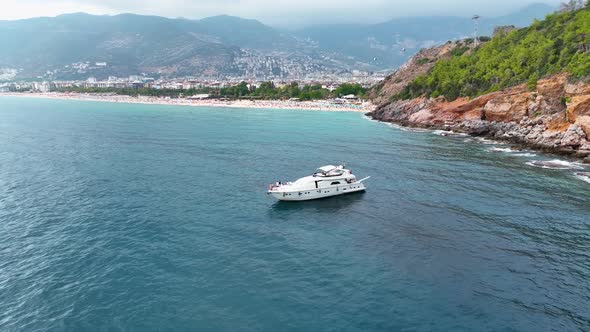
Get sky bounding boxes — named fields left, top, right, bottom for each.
left=0, top=0, right=561, bottom=27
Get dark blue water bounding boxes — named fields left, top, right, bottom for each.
left=1, top=96, right=589, bottom=331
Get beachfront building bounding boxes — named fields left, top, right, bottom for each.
left=183, top=81, right=203, bottom=90
left=52, top=81, right=76, bottom=89
left=161, top=82, right=184, bottom=90
left=32, top=82, right=51, bottom=92
left=13, top=83, right=33, bottom=91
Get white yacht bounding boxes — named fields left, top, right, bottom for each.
left=268, top=165, right=370, bottom=201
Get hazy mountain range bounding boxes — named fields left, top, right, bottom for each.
left=0, top=3, right=555, bottom=81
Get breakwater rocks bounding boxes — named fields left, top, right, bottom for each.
left=368, top=75, right=590, bottom=163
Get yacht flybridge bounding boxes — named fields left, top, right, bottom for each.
left=268, top=165, right=370, bottom=201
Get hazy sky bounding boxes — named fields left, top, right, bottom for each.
left=1, top=0, right=561, bottom=26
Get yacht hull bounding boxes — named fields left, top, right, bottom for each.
left=269, top=183, right=366, bottom=201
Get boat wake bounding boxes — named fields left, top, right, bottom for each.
left=526, top=159, right=585, bottom=170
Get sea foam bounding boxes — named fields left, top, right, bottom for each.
left=487, top=147, right=515, bottom=153
left=432, top=130, right=468, bottom=137
left=476, top=137, right=502, bottom=145
left=526, top=159, right=585, bottom=170
left=486, top=147, right=537, bottom=157
left=512, top=152, right=537, bottom=157
left=574, top=172, right=590, bottom=184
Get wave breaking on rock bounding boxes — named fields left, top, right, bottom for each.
left=526, top=159, right=585, bottom=170
left=574, top=172, right=590, bottom=184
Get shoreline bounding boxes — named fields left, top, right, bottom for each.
left=366, top=115, right=590, bottom=179
left=0, top=92, right=374, bottom=113
left=366, top=111, right=590, bottom=164
left=367, top=75, right=590, bottom=164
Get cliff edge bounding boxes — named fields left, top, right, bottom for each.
left=368, top=5, right=590, bottom=161
left=370, top=74, right=590, bottom=159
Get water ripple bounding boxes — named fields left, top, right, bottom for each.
left=1, top=97, right=589, bottom=331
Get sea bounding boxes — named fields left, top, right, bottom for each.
left=1, top=96, right=589, bottom=331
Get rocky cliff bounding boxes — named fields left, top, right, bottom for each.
left=368, top=5, right=590, bottom=162
left=368, top=74, right=590, bottom=161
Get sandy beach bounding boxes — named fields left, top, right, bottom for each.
left=0, top=92, right=374, bottom=113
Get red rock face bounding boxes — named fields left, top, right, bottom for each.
left=537, top=74, right=568, bottom=113
left=377, top=75, right=588, bottom=128
left=567, top=95, right=590, bottom=121
left=566, top=81, right=590, bottom=95
left=370, top=74, right=590, bottom=155
left=576, top=116, right=590, bottom=138
left=565, top=84, right=590, bottom=137
left=483, top=94, right=530, bottom=122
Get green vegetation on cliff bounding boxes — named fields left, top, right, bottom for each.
left=396, top=4, right=590, bottom=101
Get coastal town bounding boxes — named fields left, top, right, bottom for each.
left=0, top=69, right=384, bottom=112
left=0, top=68, right=387, bottom=93
left=0, top=72, right=380, bottom=112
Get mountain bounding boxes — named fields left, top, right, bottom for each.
left=294, top=3, right=557, bottom=68
left=0, top=13, right=322, bottom=80
left=0, top=13, right=235, bottom=79
left=0, top=4, right=556, bottom=81
left=195, top=15, right=295, bottom=50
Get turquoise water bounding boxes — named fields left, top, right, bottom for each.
left=1, top=96, right=589, bottom=331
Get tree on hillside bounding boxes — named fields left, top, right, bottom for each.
left=560, top=0, right=585, bottom=11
